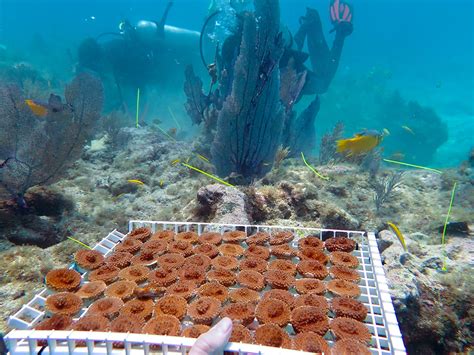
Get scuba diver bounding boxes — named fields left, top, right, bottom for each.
left=77, top=1, right=201, bottom=115
left=208, top=0, right=353, bottom=100
left=292, top=0, right=353, bottom=96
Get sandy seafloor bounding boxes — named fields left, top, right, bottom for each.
left=0, top=128, right=472, bottom=353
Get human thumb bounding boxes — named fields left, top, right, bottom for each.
left=189, top=317, right=233, bottom=355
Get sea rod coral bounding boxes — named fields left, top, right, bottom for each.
left=184, top=0, right=287, bottom=182
left=185, top=0, right=351, bottom=182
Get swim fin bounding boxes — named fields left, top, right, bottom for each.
left=330, top=0, right=353, bottom=26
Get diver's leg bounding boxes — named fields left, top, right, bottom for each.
left=293, top=15, right=308, bottom=51
left=300, top=70, right=325, bottom=96
left=326, top=22, right=352, bottom=81
left=294, top=8, right=331, bottom=95
left=303, top=8, right=331, bottom=81
left=303, top=10, right=352, bottom=95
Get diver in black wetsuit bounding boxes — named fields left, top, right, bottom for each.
left=78, top=0, right=204, bottom=117
left=287, top=2, right=353, bottom=96
left=79, top=1, right=174, bottom=85
left=217, top=1, right=353, bottom=101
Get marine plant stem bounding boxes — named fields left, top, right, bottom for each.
left=181, top=162, right=234, bottom=187
left=441, top=182, right=457, bottom=271
left=67, top=236, right=92, bottom=250
left=136, top=88, right=140, bottom=128
left=301, top=152, right=330, bottom=180
left=156, top=124, right=177, bottom=141
left=168, top=106, right=182, bottom=131
left=382, top=159, right=443, bottom=174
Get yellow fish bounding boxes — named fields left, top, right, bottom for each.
left=171, top=159, right=181, bottom=166
left=387, top=222, right=408, bottom=252
left=336, top=130, right=383, bottom=156
left=401, top=125, right=415, bottom=135
left=159, top=180, right=164, bottom=187
left=25, top=99, right=48, bottom=117
left=127, top=179, right=145, bottom=185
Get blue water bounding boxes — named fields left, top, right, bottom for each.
left=1, top=0, right=472, bottom=166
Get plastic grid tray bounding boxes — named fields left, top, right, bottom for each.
left=4, top=221, right=406, bottom=355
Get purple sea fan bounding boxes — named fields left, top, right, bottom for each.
left=0, top=73, right=103, bottom=205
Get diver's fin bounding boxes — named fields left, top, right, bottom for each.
left=330, top=0, right=353, bottom=25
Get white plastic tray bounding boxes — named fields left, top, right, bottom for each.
left=4, top=221, right=406, bottom=355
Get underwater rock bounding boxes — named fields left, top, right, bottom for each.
left=420, top=257, right=443, bottom=270
left=195, top=184, right=249, bottom=225
left=242, top=186, right=268, bottom=223
left=0, top=200, right=19, bottom=229
left=7, top=227, right=60, bottom=248
left=409, top=232, right=434, bottom=244
left=395, top=278, right=460, bottom=354
left=437, top=221, right=470, bottom=236
left=25, top=187, right=74, bottom=217
left=327, top=185, right=349, bottom=197
left=110, top=181, right=139, bottom=196
left=318, top=203, right=360, bottom=230
left=377, top=238, right=393, bottom=254
left=88, top=136, right=108, bottom=152
left=0, top=187, right=72, bottom=248
left=399, top=252, right=412, bottom=265
left=378, top=229, right=405, bottom=253
left=115, top=129, right=134, bottom=148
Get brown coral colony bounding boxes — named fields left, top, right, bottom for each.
left=40, top=229, right=371, bottom=352
left=46, top=268, right=81, bottom=292
left=75, top=249, right=104, bottom=270
left=325, top=237, right=356, bottom=253
left=46, top=292, right=83, bottom=316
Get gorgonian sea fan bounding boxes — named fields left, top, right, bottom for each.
left=0, top=72, right=103, bottom=204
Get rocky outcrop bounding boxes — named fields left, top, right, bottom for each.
left=377, top=229, right=473, bottom=353
left=195, top=184, right=250, bottom=225
left=0, top=187, right=73, bottom=248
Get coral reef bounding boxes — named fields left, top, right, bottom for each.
left=0, top=73, right=102, bottom=248
left=195, top=184, right=249, bottom=224
left=0, top=108, right=471, bottom=354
